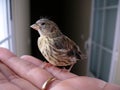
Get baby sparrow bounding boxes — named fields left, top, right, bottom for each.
left=30, top=18, right=86, bottom=71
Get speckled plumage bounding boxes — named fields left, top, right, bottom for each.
left=31, top=18, right=85, bottom=69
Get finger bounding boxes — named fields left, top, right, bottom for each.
left=0, top=62, right=21, bottom=90
left=0, top=62, right=18, bottom=81
left=0, top=48, right=54, bottom=89
left=0, top=62, right=38, bottom=90
left=0, top=47, right=16, bottom=60
left=21, top=55, right=63, bottom=89
left=0, top=72, right=20, bottom=90
left=44, top=65, right=77, bottom=80
left=51, top=76, right=108, bottom=90
left=21, top=55, right=77, bottom=80
left=20, top=55, right=42, bottom=66
left=0, top=68, right=9, bottom=84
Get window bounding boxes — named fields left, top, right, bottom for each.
left=88, top=0, right=119, bottom=82
left=0, top=0, right=13, bottom=51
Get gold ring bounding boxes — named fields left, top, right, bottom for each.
left=42, top=77, right=56, bottom=90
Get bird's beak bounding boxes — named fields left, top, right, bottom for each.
left=30, top=24, right=39, bottom=30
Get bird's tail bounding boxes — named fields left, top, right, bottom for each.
left=80, top=54, right=87, bottom=60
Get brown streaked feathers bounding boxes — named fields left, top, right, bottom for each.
left=30, top=18, right=86, bottom=70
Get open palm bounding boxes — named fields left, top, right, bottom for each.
left=0, top=47, right=119, bottom=90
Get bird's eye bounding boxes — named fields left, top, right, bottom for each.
left=41, top=23, right=45, bottom=25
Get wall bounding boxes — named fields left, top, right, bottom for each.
left=64, top=0, right=92, bottom=75
left=12, top=0, right=31, bottom=56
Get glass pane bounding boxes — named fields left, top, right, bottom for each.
left=0, top=0, right=9, bottom=41
left=92, top=10, right=103, bottom=44
left=106, top=0, right=119, bottom=6
left=103, top=8, right=117, bottom=50
left=98, top=49, right=112, bottom=82
left=90, top=44, right=100, bottom=77
left=0, top=40, right=9, bottom=49
left=95, top=0, right=104, bottom=8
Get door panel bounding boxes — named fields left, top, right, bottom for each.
left=103, top=8, right=117, bottom=50
left=99, top=49, right=112, bottom=81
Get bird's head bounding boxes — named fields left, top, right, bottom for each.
left=30, top=18, right=60, bottom=36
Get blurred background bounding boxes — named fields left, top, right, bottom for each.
left=0, top=0, right=120, bottom=85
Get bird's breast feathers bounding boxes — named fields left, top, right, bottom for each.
left=37, top=35, right=82, bottom=66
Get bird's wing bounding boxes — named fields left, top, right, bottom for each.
left=49, top=35, right=82, bottom=60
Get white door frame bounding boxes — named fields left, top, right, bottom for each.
left=86, top=0, right=95, bottom=77
left=109, top=0, right=120, bottom=83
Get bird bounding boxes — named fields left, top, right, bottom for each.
left=30, top=18, right=86, bottom=71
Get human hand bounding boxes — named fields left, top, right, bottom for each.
left=0, top=47, right=120, bottom=90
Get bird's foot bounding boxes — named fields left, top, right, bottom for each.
left=40, top=62, right=53, bottom=69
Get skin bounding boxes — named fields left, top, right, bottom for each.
left=0, top=47, right=120, bottom=90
